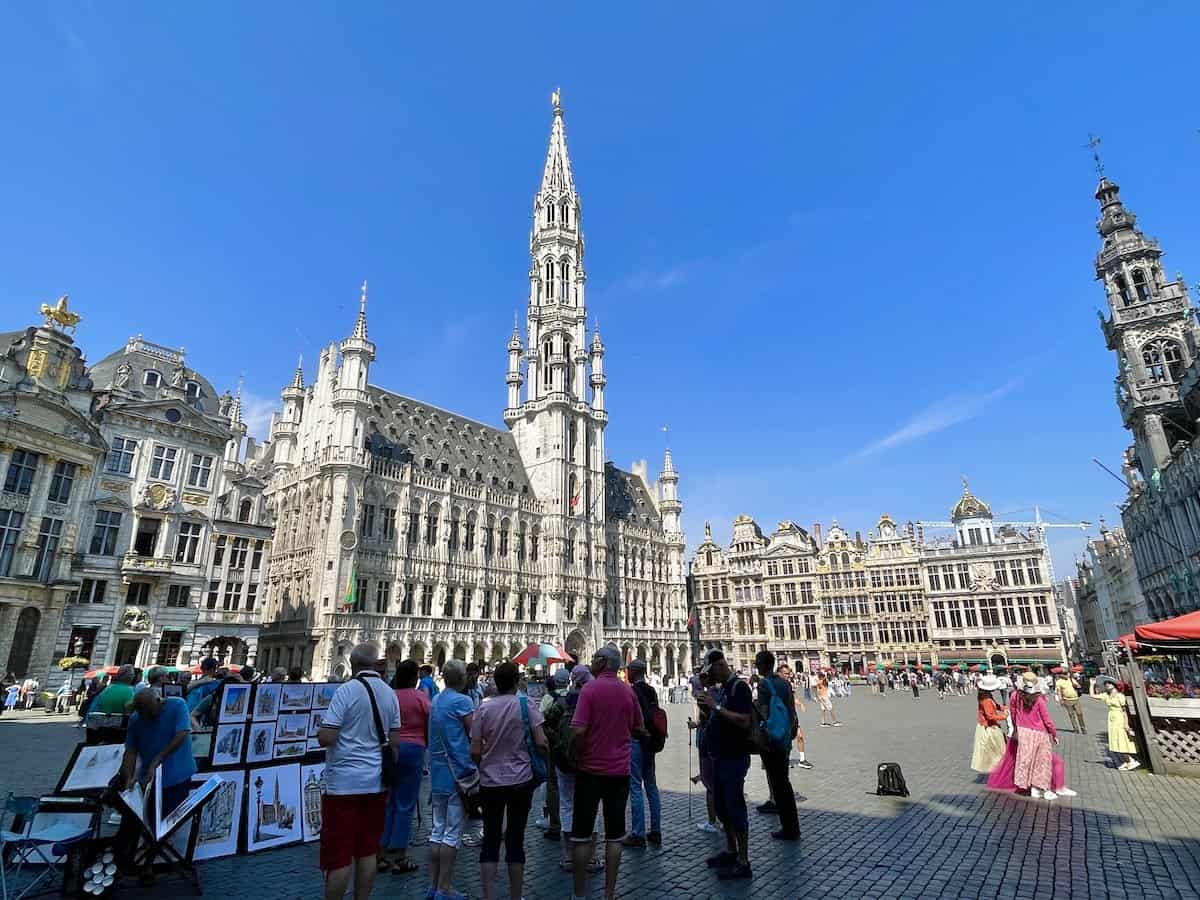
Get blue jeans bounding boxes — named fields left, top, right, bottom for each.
left=629, top=740, right=660, bottom=837
left=382, top=741, right=425, bottom=849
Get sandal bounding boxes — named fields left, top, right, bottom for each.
left=391, top=860, right=420, bottom=875
left=377, top=856, right=391, bottom=872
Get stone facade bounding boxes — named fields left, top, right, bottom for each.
left=257, top=96, right=689, bottom=679
left=0, top=308, right=260, bottom=688
left=1092, top=175, right=1200, bottom=621
left=688, top=482, right=1066, bottom=673
left=1073, top=523, right=1148, bottom=651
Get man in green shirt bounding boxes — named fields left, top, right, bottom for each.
left=94, top=665, right=136, bottom=714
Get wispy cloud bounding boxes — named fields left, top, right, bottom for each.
left=847, top=378, right=1023, bottom=463
left=240, top=391, right=277, bottom=441
left=607, top=265, right=691, bottom=295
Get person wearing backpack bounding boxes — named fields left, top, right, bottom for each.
left=754, top=651, right=800, bottom=841
left=623, top=659, right=663, bottom=849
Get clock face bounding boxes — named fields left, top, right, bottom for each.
left=339, top=529, right=358, bottom=551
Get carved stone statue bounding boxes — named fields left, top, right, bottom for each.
left=218, top=391, right=233, bottom=417
left=114, top=362, right=132, bottom=388
left=171, top=365, right=186, bottom=388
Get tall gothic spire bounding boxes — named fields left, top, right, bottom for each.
left=351, top=280, right=369, bottom=341
left=540, top=88, right=576, bottom=197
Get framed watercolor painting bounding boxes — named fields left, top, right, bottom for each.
left=245, top=764, right=302, bottom=853
left=217, top=682, right=252, bottom=723
left=245, top=721, right=276, bottom=764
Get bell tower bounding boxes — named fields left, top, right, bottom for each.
left=1095, top=167, right=1199, bottom=476
left=508, top=91, right=608, bottom=630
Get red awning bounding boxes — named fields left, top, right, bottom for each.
left=1134, top=609, right=1200, bottom=643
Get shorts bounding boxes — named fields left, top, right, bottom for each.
left=430, top=791, right=466, bottom=848
left=571, top=771, right=629, bottom=843
left=320, top=792, right=387, bottom=871
left=819, top=698, right=833, bottom=711
left=712, top=757, right=750, bottom=832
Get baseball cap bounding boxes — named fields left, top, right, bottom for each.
left=629, top=658, right=648, bottom=671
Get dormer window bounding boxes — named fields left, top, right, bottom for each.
left=143, top=370, right=162, bottom=388
left=185, top=381, right=201, bottom=401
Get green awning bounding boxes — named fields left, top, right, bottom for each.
left=161, top=626, right=188, bottom=632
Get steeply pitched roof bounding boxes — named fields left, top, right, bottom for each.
left=605, top=463, right=662, bottom=529
left=365, top=386, right=532, bottom=492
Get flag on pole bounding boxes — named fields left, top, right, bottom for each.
left=343, top=563, right=358, bottom=610
left=569, top=486, right=581, bottom=510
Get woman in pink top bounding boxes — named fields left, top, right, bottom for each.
left=1010, top=671, right=1061, bottom=800
left=381, top=660, right=430, bottom=873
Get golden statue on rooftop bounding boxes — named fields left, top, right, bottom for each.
left=551, top=88, right=561, bottom=111
left=40, top=294, right=81, bottom=330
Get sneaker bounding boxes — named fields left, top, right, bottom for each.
left=795, top=760, right=815, bottom=770
left=1057, top=788, right=1078, bottom=797
left=1030, top=788, right=1043, bottom=799
left=534, top=816, right=550, bottom=830
left=756, top=800, right=778, bottom=814
left=1042, top=791, right=1058, bottom=801
left=647, top=831, right=662, bottom=846
left=695, top=822, right=721, bottom=834
left=717, top=862, right=753, bottom=880
left=544, top=829, right=560, bottom=841
left=819, top=723, right=831, bottom=728
left=832, top=722, right=843, bottom=727
left=622, top=835, right=646, bottom=849
left=770, top=830, right=799, bottom=841
left=1117, top=761, right=1131, bottom=771
left=1125, top=760, right=1141, bottom=771
left=705, top=851, right=736, bottom=869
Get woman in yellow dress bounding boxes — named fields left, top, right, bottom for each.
left=1090, top=679, right=1139, bottom=771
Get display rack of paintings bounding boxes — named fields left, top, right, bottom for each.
left=300, top=763, right=324, bottom=843
left=211, top=723, right=246, bottom=767
left=217, top=683, right=251, bottom=724
left=191, top=731, right=213, bottom=762
left=245, top=721, right=275, bottom=764
left=279, top=683, right=313, bottom=713
left=190, top=770, right=244, bottom=861
left=245, top=764, right=302, bottom=853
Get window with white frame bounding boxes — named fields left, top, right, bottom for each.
left=175, top=521, right=202, bottom=563
left=105, top=437, right=137, bottom=474
left=3, top=449, right=38, bottom=495
left=166, top=584, right=191, bottom=608
left=75, top=578, right=107, bottom=604
left=187, top=454, right=214, bottom=488
left=149, top=445, right=178, bottom=480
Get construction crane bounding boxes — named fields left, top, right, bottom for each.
left=915, top=506, right=1090, bottom=541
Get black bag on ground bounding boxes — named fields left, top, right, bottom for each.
left=876, top=762, right=909, bottom=797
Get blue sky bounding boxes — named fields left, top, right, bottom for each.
left=3, top=3, right=1199, bottom=577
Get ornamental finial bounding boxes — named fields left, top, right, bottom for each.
left=360, top=280, right=368, bottom=312
left=1085, top=134, right=1104, bottom=178
left=551, top=87, right=562, bottom=113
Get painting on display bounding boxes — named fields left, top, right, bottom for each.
left=245, top=764, right=302, bottom=853
left=252, top=684, right=281, bottom=721
left=311, top=683, right=337, bottom=710
left=279, top=684, right=313, bottom=712
left=211, top=723, right=246, bottom=767
left=191, top=731, right=213, bottom=761
left=163, top=684, right=183, bottom=699
left=245, top=721, right=275, bottom=764
left=306, top=738, right=323, bottom=753
left=190, top=770, right=244, bottom=861
left=300, top=763, right=324, bottom=842
left=273, top=741, right=306, bottom=761
left=56, top=743, right=125, bottom=794
left=307, top=710, right=326, bottom=738
left=275, top=713, right=308, bottom=742
left=217, top=683, right=251, bottom=723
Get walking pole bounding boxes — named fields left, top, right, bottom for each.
left=687, top=718, right=694, bottom=824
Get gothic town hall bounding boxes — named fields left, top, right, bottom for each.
left=257, top=96, right=690, bottom=679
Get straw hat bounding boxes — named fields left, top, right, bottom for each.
left=977, top=674, right=1003, bottom=692
left=1020, top=671, right=1042, bottom=693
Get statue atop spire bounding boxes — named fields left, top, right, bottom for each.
left=551, top=87, right=562, bottom=114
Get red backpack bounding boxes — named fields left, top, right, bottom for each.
left=647, top=705, right=669, bottom=753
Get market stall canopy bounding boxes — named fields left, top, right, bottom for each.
left=511, top=643, right=568, bottom=666
left=1134, top=610, right=1200, bottom=650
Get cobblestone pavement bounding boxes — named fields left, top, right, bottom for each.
left=3, top=691, right=1200, bottom=899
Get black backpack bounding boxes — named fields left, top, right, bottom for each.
left=876, top=762, right=909, bottom=797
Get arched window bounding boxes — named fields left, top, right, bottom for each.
left=567, top=529, right=577, bottom=564
left=1132, top=268, right=1150, bottom=302
left=425, top=503, right=440, bottom=545
left=464, top=511, right=477, bottom=552
left=561, top=202, right=570, bottom=227
left=568, top=473, right=577, bottom=513
left=705, top=550, right=713, bottom=566
left=569, top=422, right=577, bottom=461
left=1115, top=274, right=1132, bottom=306
left=484, top=515, right=495, bottom=557
left=238, top=498, right=253, bottom=523
left=564, top=339, right=573, bottom=393
left=1143, top=339, right=1184, bottom=382
left=544, top=260, right=555, bottom=298
left=543, top=341, right=553, bottom=388
left=499, top=518, right=510, bottom=556
left=517, top=522, right=527, bottom=562
left=841, top=551, right=851, bottom=567
left=531, top=526, right=540, bottom=561
left=546, top=203, right=555, bottom=225
left=143, top=370, right=162, bottom=388
left=448, top=507, right=460, bottom=551
left=560, top=261, right=570, bottom=302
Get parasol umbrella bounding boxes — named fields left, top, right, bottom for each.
left=511, top=643, right=568, bottom=666
left=1051, top=666, right=1064, bottom=674
left=190, top=663, right=242, bottom=675
left=1070, top=664, right=1084, bottom=673
left=82, top=665, right=120, bottom=680
left=968, top=664, right=981, bottom=672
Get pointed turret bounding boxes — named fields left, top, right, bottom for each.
left=540, top=89, right=576, bottom=197
left=1094, top=170, right=1198, bottom=476
left=334, top=281, right=375, bottom=452
left=658, top=444, right=682, bottom=539
left=504, top=317, right=525, bottom=423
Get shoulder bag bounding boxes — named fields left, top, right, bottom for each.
left=436, top=714, right=482, bottom=816
left=355, top=675, right=395, bottom=790
left=518, top=694, right=547, bottom=789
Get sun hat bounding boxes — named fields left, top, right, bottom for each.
left=977, top=674, right=1003, bottom=692
left=570, top=666, right=594, bottom=688
left=1020, top=671, right=1042, bottom=693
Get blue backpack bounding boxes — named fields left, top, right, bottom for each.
left=761, top=678, right=794, bottom=752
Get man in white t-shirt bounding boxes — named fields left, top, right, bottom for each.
left=317, top=643, right=402, bottom=900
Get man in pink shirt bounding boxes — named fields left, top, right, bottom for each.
left=568, top=645, right=647, bottom=900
